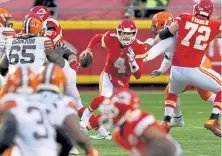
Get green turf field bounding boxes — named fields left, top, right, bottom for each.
left=75, top=91, right=221, bottom=156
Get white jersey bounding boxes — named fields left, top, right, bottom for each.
left=5, top=36, right=51, bottom=74
left=0, top=27, right=15, bottom=56
left=0, top=27, right=15, bottom=42
left=0, top=92, right=76, bottom=156
left=144, top=33, right=178, bottom=62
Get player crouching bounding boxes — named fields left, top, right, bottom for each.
left=98, top=89, right=183, bottom=156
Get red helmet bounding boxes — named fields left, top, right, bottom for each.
left=100, top=89, right=141, bottom=127
left=193, top=0, right=214, bottom=18
left=30, top=6, right=50, bottom=21
left=116, top=19, right=138, bottom=46
left=43, top=18, right=63, bottom=46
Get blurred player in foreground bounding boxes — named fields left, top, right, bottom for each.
left=0, top=65, right=100, bottom=156
left=99, top=89, right=183, bottom=156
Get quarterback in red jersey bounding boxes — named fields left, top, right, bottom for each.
left=154, top=0, right=221, bottom=137
left=80, top=19, right=149, bottom=139
left=98, top=89, right=183, bottom=156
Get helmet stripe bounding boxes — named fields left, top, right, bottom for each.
left=45, top=63, right=54, bottom=84
left=25, top=17, right=32, bottom=33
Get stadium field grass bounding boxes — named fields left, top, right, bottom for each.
left=74, top=91, right=221, bottom=156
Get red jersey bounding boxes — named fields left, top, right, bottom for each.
left=172, top=13, right=221, bottom=67
left=101, top=31, right=148, bottom=86
left=113, top=112, right=166, bottom=156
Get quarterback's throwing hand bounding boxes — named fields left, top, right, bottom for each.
left=127, top=46, right=135, bottom=62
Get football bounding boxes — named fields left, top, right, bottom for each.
left=79, top=52, right=93, bottom=68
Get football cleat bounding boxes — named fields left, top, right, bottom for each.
left=69, top=146, right=79, bottom=155
left=90, top=131, right=112, bottom=140
left=204, top=119, right=221, bottom=137
left=171, top=115, right=184, bottom=127
left=160, top=121, right=171, bottom=132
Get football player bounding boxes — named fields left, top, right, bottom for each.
left=99, top=89, right=183, bottom=156
left=143, top=11, right=216, bottom=127
left=151, top=0, right=221, bottom=136
left=0, top=17, right=65, bottom=98
left=0, top=8, right=15, bottom=89
left=29, top=7, right=83, bottom=154
left=0, top=64, right=100, bottom=156
left=80, top=19, right=149, bottom=139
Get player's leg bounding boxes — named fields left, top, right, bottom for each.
left=81, top=72, right=112, bottom=123
left=188, top=67, right=221, bottom=137
left=63, top=65, right=85, bottom=116
left=195, top=87, right=216, bottom=104
left=162, top=66, right=187, bottom=131
left=80, top=72, right=112, bottom=139
left=63, top=65, right=82, bottom=154
left=165, top=84, right=184, bottom=127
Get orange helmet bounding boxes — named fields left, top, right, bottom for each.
left=21, top=17, right=42, bottom=34
left=151, top=11, right=174, bottom=34
left=0, top=8, right=12, bottom=27
left=6, top=66, right=39, bottom=94
left=37, top=63, right=67, bottom=94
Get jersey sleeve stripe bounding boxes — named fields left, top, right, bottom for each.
left=0, top=100, right=17, bottom=113
left=134, top=115, right=155, bottom=136
left=67, top=102, right=77, bottom=111
left=2, top=31, right=15, bottom=36
left=101, top=35, right=107, bottom=48
left=135, top=51, right=148, bottom=59
left=44, top=41, right=53, bottom=48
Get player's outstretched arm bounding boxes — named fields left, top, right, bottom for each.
left=0, top=53, right=9, bottom=76
left=45, top=48, right=65, bottom=67
left=0, top=112, right=17, bottom=154
left=153, top=21, right=179, bottom=45
left=151, top=58, right=172, bottom=78
left=63, top=114, right=100, bottom=156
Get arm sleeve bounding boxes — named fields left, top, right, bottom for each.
left=45, top=48, right=65, bottom=67
left=158, top=58, right=172, bottom=73
left=143, top=38, right=174, bottom=62
left=87, top=34, right=104, bottom=49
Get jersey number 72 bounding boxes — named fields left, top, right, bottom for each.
left=181, top=22, right=211, bottom=50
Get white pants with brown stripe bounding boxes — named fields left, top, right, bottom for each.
left=169, top=66, right=221, bottom=95
left=63, top=60, right=83, bottom=110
